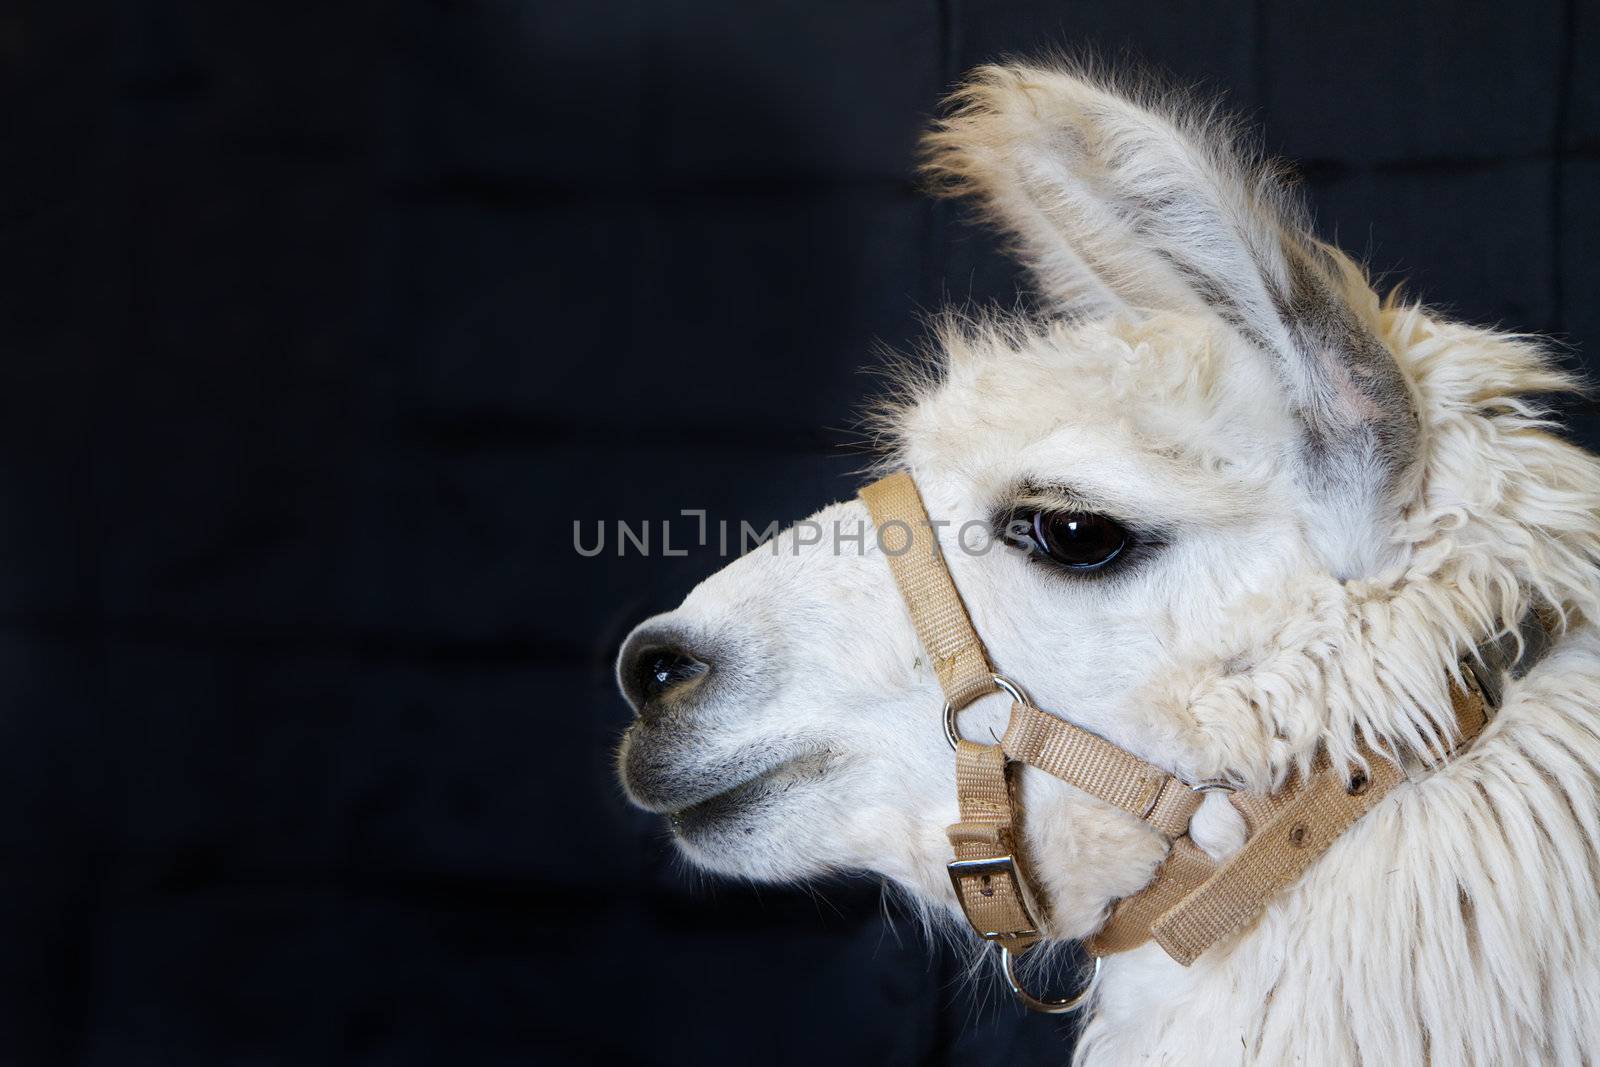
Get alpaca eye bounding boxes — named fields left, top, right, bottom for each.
left=1021, top=511, right=1129, bottom=570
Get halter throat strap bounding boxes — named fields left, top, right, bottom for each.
left=859, top=470, right=1502, bottom=994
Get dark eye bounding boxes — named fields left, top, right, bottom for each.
left=1020, top=511, right=1129, bottom=570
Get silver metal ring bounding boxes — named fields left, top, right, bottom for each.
left=944, top=674, right=1030, bottom=750
left=1189, top=777, right=1238, bottom=794
left=1001, top=948, right=1101, bottom=1013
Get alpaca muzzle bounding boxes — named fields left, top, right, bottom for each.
left=859, top=470, right=1512, bottom=1013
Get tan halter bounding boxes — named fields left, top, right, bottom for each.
left=859, top=471, right=1496, bottom=1011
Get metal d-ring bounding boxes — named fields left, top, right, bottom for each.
left=1001, top=948, right=1101, bottom=1014
left=944, top=674, right=1030, bottom=750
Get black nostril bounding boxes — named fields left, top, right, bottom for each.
left=622, top=639, right=711, bottom=714
left=637, top=649, right=707, bottom=700
left=617, top=623, right=718, bottom=717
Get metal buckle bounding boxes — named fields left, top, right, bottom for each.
left=950, top=849, right=1100, bottom=1013
left=946, top=855, right=1040, bottom=940
left=943, top=674, right=1029, bottom=750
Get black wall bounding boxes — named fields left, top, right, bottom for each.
left=4, top=2, right=1597, bottom=1065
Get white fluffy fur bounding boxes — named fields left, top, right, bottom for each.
left=616, top=63, right=1600, bottom=1064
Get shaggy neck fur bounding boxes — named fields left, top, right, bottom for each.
left=1070, top=305, right=1600, bottom=1064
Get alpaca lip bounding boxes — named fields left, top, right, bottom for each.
left=619, top=725, right=829, bottom=814
left=668, top=751, right=832, bottom=831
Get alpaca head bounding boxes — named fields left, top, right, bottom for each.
left=614, top=65, right=1439, bottom=939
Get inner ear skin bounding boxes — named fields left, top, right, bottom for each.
left=1150, top=231, right=1420, bottom=535
left=1274, top=244, right=1420, bottom=481
left=1142, top=219, right=1420, bottom=506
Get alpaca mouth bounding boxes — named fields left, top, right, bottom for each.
left=667, top=750, right=833, bottom=836
left=618, top=721, right=831, bottom=816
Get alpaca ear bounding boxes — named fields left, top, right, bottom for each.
left=923, top=63, right=1420, bottom=576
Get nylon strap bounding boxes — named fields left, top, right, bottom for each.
left=858, top=472, right=995, bottom=709
left=1087, top=836, right=1216, bottom=955
left=1003, top=702, right=1202, bottom=838
left=1087, top=674, right=1489, bottom=960
left=860, top=472, right=1040, bottom=944
left=1145, top=675, right=1489, bottom=963
left=948, top=739, right=1039, bottom=948
left=859, top=470, right=1500, bottom=971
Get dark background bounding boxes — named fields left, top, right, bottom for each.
left=3, top=2, right=1597, bottom=1064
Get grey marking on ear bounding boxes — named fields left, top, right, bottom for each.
left=1149, top=248, right=1268, bottom=349
left=1146, top=221, right=1418, bottom=515
left=1270, top=244, right=1419, bottom=503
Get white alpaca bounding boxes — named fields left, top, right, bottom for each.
left=615, top=63, right=1600, bottom=1065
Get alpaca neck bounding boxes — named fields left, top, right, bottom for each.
left=1073, top=622, right=1600, bottom=1066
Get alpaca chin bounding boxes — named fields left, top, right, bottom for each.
left=664, top=752, right=838, bottom=881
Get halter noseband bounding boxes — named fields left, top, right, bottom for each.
left=859, top=471, right=1499, bottom=1012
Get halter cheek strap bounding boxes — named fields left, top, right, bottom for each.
left=856, top=473, right=1045, bottom=951
left=859, top=471, right=1495, bottom=1007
